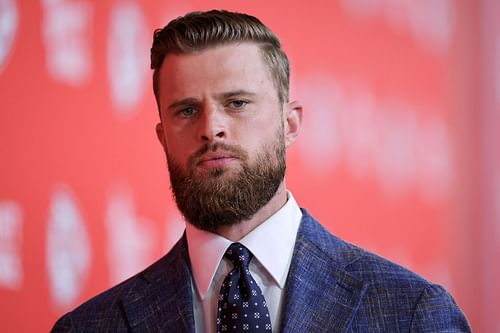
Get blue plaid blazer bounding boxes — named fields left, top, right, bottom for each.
left=52, top=209, right=471, bottom=332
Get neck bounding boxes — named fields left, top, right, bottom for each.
left=215, top=183, right=288, bottom=242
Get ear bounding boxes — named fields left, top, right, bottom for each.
left=283, top=100, right=303, bottom=148
left=155, top=122, right=167, bottom=151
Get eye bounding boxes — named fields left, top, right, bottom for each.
left=227, top=100, right=248, bottom=109
left=177, top=107, right=198, bottom=117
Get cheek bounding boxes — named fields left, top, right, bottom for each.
left=162, top=134, right=185, bottom=159
left=245, top=125, right=280, bottom=155
left=165, top=131, right=200, bottom=166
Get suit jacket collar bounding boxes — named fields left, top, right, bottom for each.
left=121, top=234, right=196, bottom=333
left=279, top=209, right=367, bottom=332
left=117, top=209, right=365, bottom=333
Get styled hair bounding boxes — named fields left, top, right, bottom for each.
left=150, top=10, right=290, bottom=109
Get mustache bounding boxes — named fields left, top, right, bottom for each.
left=189, top=143, right=248, bottom=168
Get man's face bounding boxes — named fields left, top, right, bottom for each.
left=156, top=43, right=288, bottom=231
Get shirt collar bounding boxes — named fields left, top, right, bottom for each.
left=186, top=191, right=302, bottom=300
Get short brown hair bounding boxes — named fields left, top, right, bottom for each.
left=150, top=10, right=290, bottom=110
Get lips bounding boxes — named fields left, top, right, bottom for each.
left=196, top=151, right=239, bottom=169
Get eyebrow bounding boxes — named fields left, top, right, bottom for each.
left=167, top=97, right=198, bottom=111
left=167, top=90, right=257, bottom=110
left=217, top=90, right=257, bottom=100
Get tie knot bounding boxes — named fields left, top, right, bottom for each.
left=225, top=243, right=252, bottom=269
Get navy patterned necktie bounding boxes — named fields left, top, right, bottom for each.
left=216, top=243, right=272, bottom=332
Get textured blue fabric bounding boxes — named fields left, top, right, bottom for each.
left=217, top=243, right=272, bottom=332
left=51, top=209, right=472, bottom=332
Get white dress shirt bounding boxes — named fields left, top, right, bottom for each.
left=186, top=192, right=302, bottom=333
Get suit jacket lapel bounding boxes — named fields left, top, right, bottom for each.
left=280, top=210, right=367, bottom=333
left=121, top=235, right=196, bottom=333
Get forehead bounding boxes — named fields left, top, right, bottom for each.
left=157, top=43, right=275, bottom=101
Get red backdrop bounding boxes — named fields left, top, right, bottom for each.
left=0, top=0, right=498, bottom=331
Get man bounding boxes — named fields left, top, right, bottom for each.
left=52, top=10, right=471, bottom=332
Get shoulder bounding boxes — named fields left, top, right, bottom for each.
left=295, top=209, right=471, bottom=331
left=50, top=236, right=189, bottom=332
left=298, top=208, right=433, bottom=288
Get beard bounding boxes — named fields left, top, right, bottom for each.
left=166, top=132, right=286, bottom=233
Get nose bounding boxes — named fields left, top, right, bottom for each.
left=198, top=105, right=227, bottom=143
